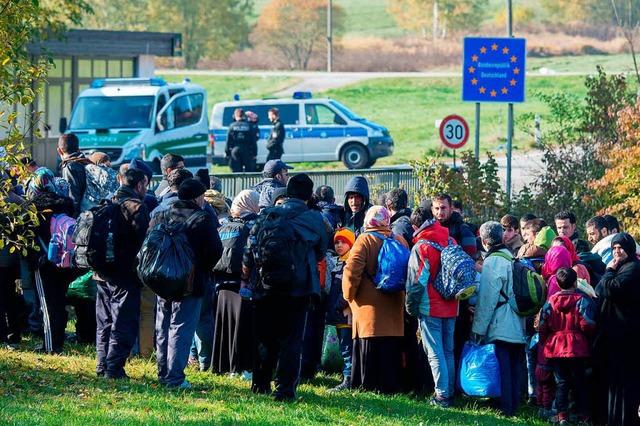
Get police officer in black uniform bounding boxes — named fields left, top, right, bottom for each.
left=226, top=108, right=257, bottom=172
left=266, top=107, right=285, bottom=161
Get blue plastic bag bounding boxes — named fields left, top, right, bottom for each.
left=459, top=341, right=501, bottom=397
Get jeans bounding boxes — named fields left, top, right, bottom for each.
left=337, top=326, right=353, bottom=378
left=552, top=358, right=588, bottom=417
left=419, top=315, right=456, bottom=399
left=192, top=281, right=214, bottom=370
left=156, top=295, right=202, bottom=386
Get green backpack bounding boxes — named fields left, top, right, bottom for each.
left=490, top=251, right=547, bottom=317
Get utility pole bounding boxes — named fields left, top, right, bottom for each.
left=327, top=0, right=333, bottom=72
left=506, top=0, right=514, bottom=205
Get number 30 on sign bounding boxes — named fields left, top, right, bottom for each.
left=439, top=115, right=469, bottom=150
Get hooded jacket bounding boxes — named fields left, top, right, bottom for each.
left=472, top=246, right=527, bottom=345
left=60, top=152, right=92, bottom=218
left=406, top=220, right=458, bottom=318
left=317, top=200, right=343, bottom=230
left=538, top=290, right=596, bottom=359
left=342, top=176, right=371, bottom=235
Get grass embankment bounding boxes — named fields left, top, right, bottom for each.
left=1, top=337, right=547, bottom=425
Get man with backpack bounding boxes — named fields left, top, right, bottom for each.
left=92, top=168, right=150, bottom=379
left=405, top=209, right=460, bottom=408
left=147, top=178, right=222, bottom=388
left=472, top=221, right=527, bottom=417
left=57, top=133, right=92, bottom=217
left=243, top=173, right=328, bottom=402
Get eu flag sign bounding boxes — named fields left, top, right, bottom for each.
left=462, top=37, right=526, bottom=103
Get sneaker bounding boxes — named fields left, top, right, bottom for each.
left=187, top=356, right=199, bottom=367
left=241, top=370, right=252, bottom=381
left=430, top=395, right=452, bottom=408
left=168, top=379, right=191, bottom=389
left=327, top=376, right=351, bottom=393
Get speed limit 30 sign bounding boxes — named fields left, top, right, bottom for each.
left=439, top=115, right=469, bottom=149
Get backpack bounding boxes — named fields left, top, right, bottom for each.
left=72, top=199, right=125, bottom=274
left=366, top=231, right=410, bottom=293
left=213, top=218, right=251, bottom=276
left=80, top=164, right=120, bottom=212
left=136, top=211, right=199, bottom=301
left=46, top=214, right=77, bottom=268
left=421, top=238, right=477, bottom=300
left=490, top=251, right=547, bottom=317
left=251, top=207, right=301, bottom=294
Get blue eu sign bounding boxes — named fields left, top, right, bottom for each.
left=462, top=37, right=526, bottom=103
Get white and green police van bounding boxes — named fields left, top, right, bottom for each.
left=208, top=93, right=394, bottom=169
left=64, top=77, right=208, bottom=173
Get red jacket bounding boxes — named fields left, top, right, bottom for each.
left=538, top=290, right=596, bottom=359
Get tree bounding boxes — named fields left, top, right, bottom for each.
left=1, top=0, right=90, bottom=254
left=387, top=0, right=488, bottom=40
left=254, top=0, right=345, bottom=70
left=82, top=0, right=253, bottom=69
left=611, top=0, right=640, bottom=84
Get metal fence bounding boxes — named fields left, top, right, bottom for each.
left=152, top=166, right=423, bottom=203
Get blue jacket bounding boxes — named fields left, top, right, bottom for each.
left=152, top=190, right=218, bottom=227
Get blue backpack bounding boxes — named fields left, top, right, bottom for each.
left=421, top=238, right=477, bottom=300
left=366, top=231, right=410, bottom=292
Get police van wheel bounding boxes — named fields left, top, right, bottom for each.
left=342, top=144, right=369, bottom=169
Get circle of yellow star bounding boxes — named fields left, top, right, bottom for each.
left=490, top=90, right=497, bottom=97
left=479, top=87, right=486, bottom=94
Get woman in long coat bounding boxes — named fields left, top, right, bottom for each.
left=342, top=206, right=408, bottom=393
left=594, top=233, right=640, bottom=426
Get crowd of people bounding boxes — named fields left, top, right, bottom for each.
left=1, top=135, right=639, bottom=425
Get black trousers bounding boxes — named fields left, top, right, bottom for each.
left=229, top=147, right=256, bottom=173
left=0, top=262, right=21, bottom=344
left=252, top=295, right=308, bottom=399
left=35, top=263, right=71, bottom=352
left=352, top=335, right=404, bottom=394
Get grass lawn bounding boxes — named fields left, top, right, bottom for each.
left=1, top=337, right=549, bottom=425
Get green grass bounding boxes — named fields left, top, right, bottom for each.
left=1, top=338, right=549, bottom=425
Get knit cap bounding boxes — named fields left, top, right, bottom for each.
left=334, top=228, right=355, bottom=249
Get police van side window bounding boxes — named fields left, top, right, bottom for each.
left=159, top=93, right=203, bottom=131
left=305, top=104, right=344, bottom=125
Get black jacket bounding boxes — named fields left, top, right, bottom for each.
left=342, top=176, right=371, bottom=236
left=60, top=152, right=92, bottom=217
left=148, top=200, right=222, bottom=297
left=266, top=120, right=285, bottom=153
left=226, top=119, right=257, bottom=157
left=390, top=208, right=414, bottom=249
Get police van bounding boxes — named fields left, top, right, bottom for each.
left=208, top=93, right=394, bottom=169
left=63, top=77, right=208, bottom=173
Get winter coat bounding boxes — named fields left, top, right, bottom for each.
left=538, top=290, right=596, bottom=359
left=472, top=247, right=527, bottom=345
left=317, top=201, right=343, bottom=230
left=440, top=211, right=477, bottom=256
left=60, top=152, right=92, bottom=217
left=326, top=256, right=349, bottom=326
left=405, top=220, right=458, bottom=318
left=245, top=198, right=328, bottom=299
left=94, top=186, right=150, bottom=282
left=389, top=208, right=414, bottom=250
left=250, top=178, right=286, bottom=210
left=152, top=190, right=218, bottom=226
left=342, top=226, right=407, bottom=339
left=342, top=176, right=371, bottom=235
left=213, top=214, right=257, bottom=286
left=148, top=200, right=222, bottom=298
left=567, top=231, right=590, bottom=254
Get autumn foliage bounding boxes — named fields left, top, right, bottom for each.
left=591, top=99, right=640, bottom=237
left=254, top=0, right=345, bottom=70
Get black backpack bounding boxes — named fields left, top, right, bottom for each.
left=213, top=218, right=251, bottom=276
left=251, top=207, right=301, bottom=294
left=136, top=210, right=200, bottom=301
left=72, top=198, right=125, bottom=274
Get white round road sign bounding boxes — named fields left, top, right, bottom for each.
left=439, top=115, right=469, bottom=149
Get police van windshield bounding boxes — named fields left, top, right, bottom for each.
left=68, top=96, right=155, bottom=130
left=329, top=100, right=362, bottom=121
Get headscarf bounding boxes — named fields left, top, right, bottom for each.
left=89, top=152, right=110, bottom=165
left=554, top=235, right=580, bottom=264
left=542, top=245, right=572, bottom=281
left=26, top=167, right=56, bottom=198
left=533, top=225, right=557, bottom=250
left=611, top=232, right=637, bottom=260
left=363, top=205, right=390, bottom=229
left=230, top=189, right=260, bottom=218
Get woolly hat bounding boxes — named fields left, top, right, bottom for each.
left=286, top=173, right=313, bottom=201
left=334, top=228, right=355, bottom=249
left=178, top=178, right=206, bottom=201
left=129, top=158, right=153, bottom=182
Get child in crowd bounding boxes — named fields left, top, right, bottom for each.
left=325, top=228, right=355, bottom=392
left=538, top=267, right=596, bottom=425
